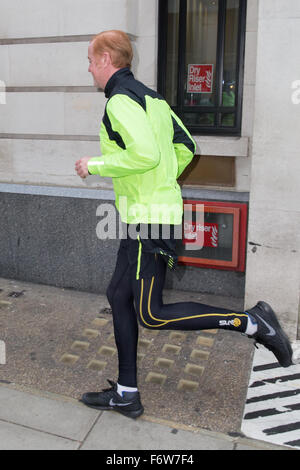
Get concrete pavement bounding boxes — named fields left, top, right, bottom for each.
left=0, top=383, right=291, bottom=450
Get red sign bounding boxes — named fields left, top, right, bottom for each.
left=183, top=222, right=219, bottom=248
left=187, top=64, right=213, bottom=93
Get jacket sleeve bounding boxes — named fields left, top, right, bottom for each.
left=88, top=94, right=160, bottom=178
left=171, top=110, right=197, bottom=179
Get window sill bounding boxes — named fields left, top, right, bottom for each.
left=181, top=185, right=249, bottom=203
left=193, top=135, right=249, bottom=157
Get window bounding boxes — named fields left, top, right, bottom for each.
left=158, top=0, right=247, bottom=135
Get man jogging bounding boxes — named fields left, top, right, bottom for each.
left=75, top=30, right=293, bottom=419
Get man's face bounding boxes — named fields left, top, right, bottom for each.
left=88, top=42, right=106, bottom=89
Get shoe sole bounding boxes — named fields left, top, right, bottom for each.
left=257, top=301, right=293, bottom=367
left=79, top=400, right=144, bottom=419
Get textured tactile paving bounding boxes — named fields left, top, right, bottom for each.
left=60, top=314, right=216, bottom=394
left=0, top=277, right=254, bottom=434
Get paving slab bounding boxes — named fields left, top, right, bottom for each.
left=0, top=385, right=98, bottom=441
left=81, top=411, right=234, bottom=450
left=0, top=383, right=292, bottom=451
left=0, top=420, right=80, bottom=450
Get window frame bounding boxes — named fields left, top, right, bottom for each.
left=157, top=0, right=247, bottom=136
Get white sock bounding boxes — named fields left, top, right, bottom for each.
left=245, top=313, right=258, bottom=336
left=117, top=383, right=138, bottom=397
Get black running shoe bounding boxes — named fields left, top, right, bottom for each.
left=247, top=301, right=293, bottom=367
left=80, top=380, right=144, bottom=419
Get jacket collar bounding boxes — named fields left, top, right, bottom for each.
left=104, top=68, right=133, bottom=98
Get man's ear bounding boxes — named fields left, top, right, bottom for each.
left=102, top=51, right=112, bottom=67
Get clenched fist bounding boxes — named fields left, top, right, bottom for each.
left=75, top=157, right=90, bottom=179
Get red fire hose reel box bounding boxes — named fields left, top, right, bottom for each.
left=177, top=200, right=248, bottom=272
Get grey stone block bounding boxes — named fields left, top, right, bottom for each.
left=0, top=188, right=245, bottom=298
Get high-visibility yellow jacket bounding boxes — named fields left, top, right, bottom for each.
left=88, top=68, right=196, bottom=225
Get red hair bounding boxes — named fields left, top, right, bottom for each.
left=92, top=30, right=133, bottom=68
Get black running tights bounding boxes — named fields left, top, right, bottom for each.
left=106, top=239, right=249, bottom=387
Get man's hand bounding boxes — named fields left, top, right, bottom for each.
left=75, top=157, right=90, bottom=179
